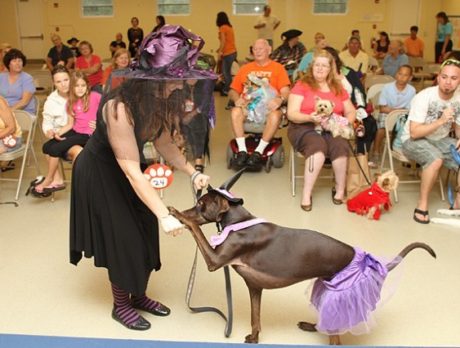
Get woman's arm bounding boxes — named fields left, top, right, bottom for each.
left=0, top=98, right=15, bottom=139
left=217, top=30, right=225, bottom=57
left=9, top=91, right=33, bottom=111
left=287, top=93, right=319, bottom=124
left=54, top=114, right=74, bottom=140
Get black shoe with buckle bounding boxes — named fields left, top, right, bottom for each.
left=234, top=151, right=248, bottom=167
left=247, top=152, right=263, bottom=168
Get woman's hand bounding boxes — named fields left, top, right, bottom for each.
left=192, top=172, right=210, bottom=190
left=310, top=112, right=323, bottom=124
left=54, top=133, right=66, bottom=141
left=88, top=120, right=97, bottom=130
left=159, top=214, right=184, bottom=236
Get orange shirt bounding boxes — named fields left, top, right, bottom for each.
left=219, top=25, right=236, bottom=56
left=404, top=37, right=424, bottom=57
left=230, top=60, right=290, bottom=94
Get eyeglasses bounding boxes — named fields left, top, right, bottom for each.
left=441, top=58, right=460, bottom=68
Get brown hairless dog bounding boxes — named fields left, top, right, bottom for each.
left=168, top=170, right=436, bottom=345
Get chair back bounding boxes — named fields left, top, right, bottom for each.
left=408, top=57, right=425, bottom=70
left=365, top=74, right=394, bottom=91
left=385, top=109, right=410, bottom=162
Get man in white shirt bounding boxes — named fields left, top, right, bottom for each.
left=254, top=5, right=281, bottom=48
left=339, top=37, right=369, bottom=78
left=400, top=59, right=460, bottom=223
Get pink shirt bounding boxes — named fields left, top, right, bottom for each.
left=76, top=55, right=103, bottom=87
left=72, top=92, right=101, bottom=135
left=291, top=82, right=349, bottom=116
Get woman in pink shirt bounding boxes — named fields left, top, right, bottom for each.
left=287, top=50, right=356, bottom=211
left=75, top=41, right=103, bottom=94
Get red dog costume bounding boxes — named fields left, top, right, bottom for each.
left=347, top=183, right=391, bottom=220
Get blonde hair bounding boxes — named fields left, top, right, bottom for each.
left=111, top=48, right=130, bottom=69
left=300, top=49, right=344, bottom=96
left=67, top=71, right=91, bottom=117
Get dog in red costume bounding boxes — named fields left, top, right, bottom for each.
left=347, top=171, right=399, bottom=220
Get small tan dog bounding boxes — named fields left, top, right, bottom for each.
left=347, top=170, right=399, bottom=220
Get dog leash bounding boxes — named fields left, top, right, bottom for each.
left=185, top=182, right=233, bottom=337
left=348, top=141, right=372, bottom=186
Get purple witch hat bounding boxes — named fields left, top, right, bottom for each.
left=125, top=24, right=217, bottom=80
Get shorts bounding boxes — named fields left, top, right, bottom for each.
left=287, top=123, right=349, bottom=160
left=377, top=112, right=386, bottom=129
left=42, top=129, right=90, bottom=159
left=402, top=137, right=458, bottom=170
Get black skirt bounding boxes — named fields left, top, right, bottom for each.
left=69, top=135, right=160, bottom=296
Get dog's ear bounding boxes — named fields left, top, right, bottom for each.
left=216, top=198, right=230, bottom=222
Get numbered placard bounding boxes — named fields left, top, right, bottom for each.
left=143, top=163, right=174, bottom=189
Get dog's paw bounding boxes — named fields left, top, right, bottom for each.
left=244, top=333, right=259, bottom=344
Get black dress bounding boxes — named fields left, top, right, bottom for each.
left=69, top=91, right=185, bottom=296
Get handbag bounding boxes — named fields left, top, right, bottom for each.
left=346, top=145, right=372, bottom=199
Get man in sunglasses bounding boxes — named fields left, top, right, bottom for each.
left=400, top=58, right=460, bottom=224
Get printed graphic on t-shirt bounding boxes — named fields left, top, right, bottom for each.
left=425, top=100, right=460, bottom=139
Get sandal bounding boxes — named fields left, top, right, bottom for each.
left=25, top=176, right=46, bottom=196
left=413, top=208, right=430, bottom=224
left=331, top=188, right=343, bottom=205
left=43, top=183, right=66, bottom=193
left=0, top=161, right=15, bottom=172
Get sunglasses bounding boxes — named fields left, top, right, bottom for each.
left=441, top=58, right=460, bottom=68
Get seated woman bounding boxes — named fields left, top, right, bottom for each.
left=102, top=48, right=130, bottom=93
left=32, top=67, right=100, bottom=197
left=0, top=96, right=22, bottom=155
left=287, top=49, right=356, bottom=211
left=372, top=31, right=390, bottom=59
left=0, top=49, right=36, bottom=114
left=75, top=41, right=103, bottom=94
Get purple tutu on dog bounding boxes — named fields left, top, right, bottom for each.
left=311, top=247, right=389, bottom=335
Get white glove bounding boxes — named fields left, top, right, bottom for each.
left=159, top=214, right=184, bottom=236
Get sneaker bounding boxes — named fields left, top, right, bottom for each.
left=247, top=152, right=263, bottom=168
left=234, top=151, right=249, bottom=167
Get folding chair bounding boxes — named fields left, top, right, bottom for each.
left=289, top=145, right=333, bottom=197
left=380, top=109, right=444, bottom=202
left=364, top=74, right=394, bottom=91
left=0, top=110, right=40, bottom=200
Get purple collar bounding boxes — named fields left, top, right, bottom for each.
left=210, top=218, right=267, bottom=248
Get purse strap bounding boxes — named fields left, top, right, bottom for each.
left=348, top=141, right=372, bottom=186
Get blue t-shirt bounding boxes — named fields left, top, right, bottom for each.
left=378, top=81, right=416, bottom=116
left=0, top=72, right=36, bottom=114
left=437, top=22, right=453, bottom=42
left=382, top=54, right=409, bottom=77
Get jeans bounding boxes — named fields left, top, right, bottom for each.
left=222, top=52, right=237, bottom=94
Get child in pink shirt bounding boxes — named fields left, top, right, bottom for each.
left=68, top=71, right=101, bottom=135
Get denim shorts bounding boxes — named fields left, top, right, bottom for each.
left=402, top=137, right=458, bottom=170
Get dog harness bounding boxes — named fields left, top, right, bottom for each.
left=210, top=218, right=267, bottom=248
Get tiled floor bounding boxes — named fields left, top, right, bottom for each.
left=1, top=91, right=459, bottom=346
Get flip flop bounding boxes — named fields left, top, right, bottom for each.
left=30, top=187, right=52, bottom=198
left=0, top=161, right=15, bottom=172
left=25, top=176, right=46, bottom=196
left=413, top=208, right=430, bottom=224
left=43, top=183, right=66, bottom=193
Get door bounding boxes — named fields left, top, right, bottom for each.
left=16, top=0, right=45, bottom=60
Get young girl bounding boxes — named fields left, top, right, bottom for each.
left=32, top=70, right=101, bottom=197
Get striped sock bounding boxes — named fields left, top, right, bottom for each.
left=131, top=294, right=163, bottom=312
left=111, top=283, right=140, bottom=326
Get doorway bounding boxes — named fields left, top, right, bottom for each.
left=16, top=0, right=45, bottom=61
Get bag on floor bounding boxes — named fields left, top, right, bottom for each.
left=346, top=152, right=372, bottom=199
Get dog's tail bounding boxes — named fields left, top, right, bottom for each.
left=386, top=242, right=436, bottom=271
